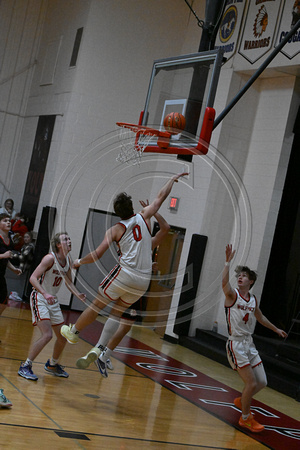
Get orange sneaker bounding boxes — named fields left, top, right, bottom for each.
left=234, top=397, right=242, bottom=410
left=239, top=414, right=264, bottom=433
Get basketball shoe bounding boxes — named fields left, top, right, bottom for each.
left=76, top=347, right=100, bottom=369
left=60, top=324, right=79, bottom=344
left=106, top=358, right=114, bottom=370
left=94, top=357, right=108, bottom=378
left=239, top=414, right=264, bottom=433
left=18, top=362, right=38, bottom=381
left=0, top=389, right=12, bottom=407
left=234, top=397, right=242, bottom=410
left=44, top=360, right=69, bottom=377
left=234, top=397, right=254, bottom=413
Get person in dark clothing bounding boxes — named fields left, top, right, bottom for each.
left=0, top=213, right=22, bottom=314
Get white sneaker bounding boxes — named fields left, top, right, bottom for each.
left=60, top=324, right=79, bottom=344
left=95, top=357, right=108, bottom=378
left=9, top=291, right=22, bottom=301
left=76, top=347, right=100, bottom=369
left=106, top=358, right=114, bottom=371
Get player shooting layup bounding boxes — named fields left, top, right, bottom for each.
left=61, top=173, right=188, bottom=367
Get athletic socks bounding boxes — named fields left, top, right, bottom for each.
left=95, top=318, right=120, bottom=348
left=100, top=347, right=112, bottom=362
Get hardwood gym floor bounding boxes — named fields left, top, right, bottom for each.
left=0, top=301, right=299, bottom=449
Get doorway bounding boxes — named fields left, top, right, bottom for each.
left=144, top=224, right=186, bottom=337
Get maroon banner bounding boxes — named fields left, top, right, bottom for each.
left=21, top=115, right=56, bottom=229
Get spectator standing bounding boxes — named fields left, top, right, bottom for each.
left=11, top=213, right=29, bottom=251
left=0, top=213, right=22, bottom=315
left=0, top=199, right=17, bottom=219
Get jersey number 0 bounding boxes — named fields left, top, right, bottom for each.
left=132, top=225, right=142, bottom=242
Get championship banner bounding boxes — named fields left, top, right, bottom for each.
left=215, top=0, right=246, bottom=60
left=239, top=0, right=282, bottom=63
left=275, top=0, right=300, bottom=58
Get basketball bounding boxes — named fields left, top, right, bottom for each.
left=163, top=112, right=186, bottom=133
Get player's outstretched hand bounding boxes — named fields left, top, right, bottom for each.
left=173, top=172, right=189, bottom=182
left=73, top=259, right=81, bottom=269
left=139, top=199, right=149, bottom=208
left=225, top=244, right=236, bottom=263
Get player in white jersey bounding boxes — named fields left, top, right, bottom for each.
left=60, top=172, right=188, bottom=370
left=77, top=200, right=170, bottom=377
left=222, top=244, right=287, bottom=433
left=18, top=232, right=86, bottom=381
left=99, top=212, right=153, bottom=303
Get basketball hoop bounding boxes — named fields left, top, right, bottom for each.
left=116, top=122, right=171, bottom=165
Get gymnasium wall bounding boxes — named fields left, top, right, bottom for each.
left=0, top=0, right=48, bottom=205
left=0, top=0, right=205, bottom=306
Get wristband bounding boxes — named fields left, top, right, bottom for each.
left=225, top=262, right=230, bottom=266
left=77, top=259, right=82, bottom=266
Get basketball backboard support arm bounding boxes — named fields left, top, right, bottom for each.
left=213, top=19, right=300, bottom=130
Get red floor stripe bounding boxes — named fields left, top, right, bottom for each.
left=64, top=312, right=300, bottom=450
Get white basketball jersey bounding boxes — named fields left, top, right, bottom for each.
left=37, top=252, right=70, bottom=296
left=225, top=288, right=257, bottom=337
left=117, top=213, right=152, bottom=274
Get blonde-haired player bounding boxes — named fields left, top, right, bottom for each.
left=18, top=232, right=86, bottom=380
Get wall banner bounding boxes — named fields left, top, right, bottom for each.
left=275, top=0, right=300, bottom=59
left=21, top=115, right=56, bottom=230
left=239, top=0, right=282, bottom=63
left=215, top=0, right=246, bottom=60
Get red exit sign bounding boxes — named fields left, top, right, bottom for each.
left=169, top=196, right=179, bottom=211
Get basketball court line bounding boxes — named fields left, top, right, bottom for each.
left=0, top=421, right=232, bottom=449
left=75, top=316, right=300, bottom=450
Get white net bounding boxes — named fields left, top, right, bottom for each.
left=116, top=125, right=156, bottom=165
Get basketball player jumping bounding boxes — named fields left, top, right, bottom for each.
left=77, top=199, right=170, bottom=376
left=223, top=244, right=287, bottom=433
left=60, top=172, right=188, bottom=372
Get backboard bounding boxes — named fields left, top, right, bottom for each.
left=140, top=49, right=224, bottom=155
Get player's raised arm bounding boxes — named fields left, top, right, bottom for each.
left=222, top=244, right=236, bottom=305
left=151, top=211, right=170, bottom=249
left=73, top=224, right=123, bottom=268
left=142, top=172, right=188, bottom=220
left=139, top=199, right=170, bottom=249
